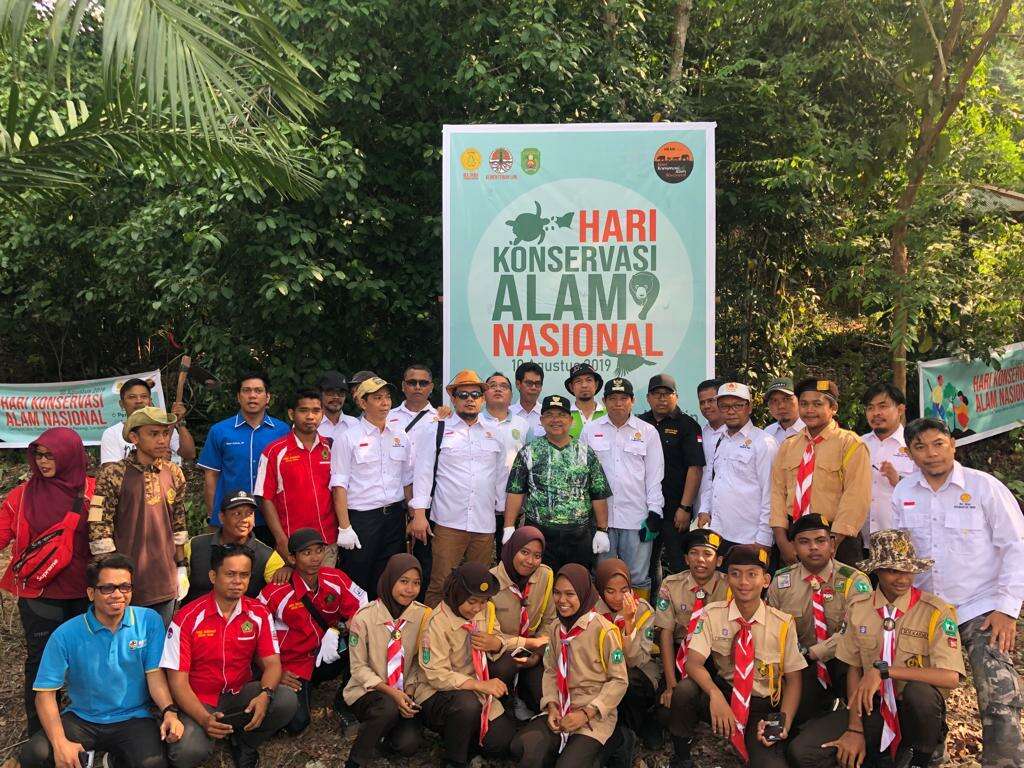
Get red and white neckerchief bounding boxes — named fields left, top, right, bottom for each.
left=556, top=623, right=586, bottom=753
left=462, top=621, right=492, bottom=745
left=385, top=618, right=407, bottom=690
left=676, top=582, right=710, bottom=678
left=805, top=574, right=831, bottom=689
left=792, top=434, right=825, bottom=520
left=730, top=615, right=755, bottom=763
left=877, top=588, right=921, bottom=758
left=602, top=611, right=627, bottom=633
left=508, top=581, right=533, bottom=636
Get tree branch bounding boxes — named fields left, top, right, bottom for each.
left=668, top=0, right=694, bottom=81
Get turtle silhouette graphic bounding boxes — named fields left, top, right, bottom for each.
left=506, top=201, right=550, bottom=244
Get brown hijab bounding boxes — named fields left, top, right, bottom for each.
left=594, top=558, right=631, bottom=595
left=555, top=563, right=597, bottom=628
left=500, top=525, right=545, bottom=590
left=376, top=553, right=422, bottom=620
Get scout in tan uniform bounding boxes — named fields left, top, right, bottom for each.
left=489, top=525, right=555, bottom=713
left=509, top=564, right=631, bottom=768
left=787, top=530, right=965, bottom=768
left=343, top=554, right=428, bottom=768
left=594, top=558, right=661, bottom=747
left=678, top=545, right=806, bottom=768
left=767, top=513, right=871, bottom=723
left=769, top=379, right=871, bottom=566
left=416, top=562, right=543, bottom=767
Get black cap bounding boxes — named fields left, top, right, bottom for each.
left=318, top=370, right=349, bottom=391
left=647, top=374, right=677, bottom=393
left=684, top=528, right=723, bottom=553
left=220, top=490, right=258, bottom=512
left=725, top=544, right=770, bottom=571
left=603, top=377, right=634, bottom=397
left=456, top=561, right=501, bottom=598
left=541, top=394, right=572, bottom=414
left=564, top=362, right=604, bottom=394
left=288, top=527, right=327, bottom=554
left=794, top=377, right=839, bottom=403
left=787, top=513, right=832, bottom=541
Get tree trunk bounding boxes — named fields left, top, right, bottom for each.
left=669, top=0, right=694, bottom=81
left=890, top=221, right=909, bottom=393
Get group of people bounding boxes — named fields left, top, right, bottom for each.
left=0, top=361, right=1022, bottom=768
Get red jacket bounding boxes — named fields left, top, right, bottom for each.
left=254, top=432, right=336, bottom=542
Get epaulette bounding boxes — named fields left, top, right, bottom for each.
left=661, top=571, right=690, bottom=586
left=917, top=591, right=954, bottom=614
left=846, top=589, right=873, bottom=605
left=836, top=564, right=855, bottom=579
left=775, top=564, right=796, bottom=575
left=765, top=604, right=796, bottom=623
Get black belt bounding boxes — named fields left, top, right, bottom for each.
left=350, top=501, right=406, bottom=515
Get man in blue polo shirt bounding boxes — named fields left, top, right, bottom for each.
left=21, top=554, right=183, bottom=768
left=198, top=371, right=289, bottom=543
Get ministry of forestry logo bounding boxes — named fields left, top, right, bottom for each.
left=489, top=147, right=514, bottom=173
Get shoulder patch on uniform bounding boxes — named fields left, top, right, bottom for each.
left=837, top=565, right=854, bottom=578
left=657, top=597, right=670, bottom=611
left=854, top=581, right=870, bottom=593
left=693, top=620, right=704, bottom=635
left=610, top=648, right=624, bottom=664
left=349, top=633, right=359, bottom=647
left=941, top=618, right=957, bottom=637
left=645, top=626, right=655, bottom=641
left=421, top=648, right=430, bottom=662
left=776, top=573, right=791, bottom=589
left=838, top=620, right=847, bottom=635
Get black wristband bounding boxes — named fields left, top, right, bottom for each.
left=846, top=727, right=863, bottom=735
left=679, top=504, right=694, bottom=513
left=259, top=686, right=274, bottom=700
left=161, top=704, right=180, bottom=717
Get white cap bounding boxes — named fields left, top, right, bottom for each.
left=716, top=382, right=752, bottom=402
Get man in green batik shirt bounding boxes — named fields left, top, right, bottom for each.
left=503, top=394, right=611, bottom=573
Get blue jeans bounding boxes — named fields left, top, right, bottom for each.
left=600, top=528, right=653, bottom=591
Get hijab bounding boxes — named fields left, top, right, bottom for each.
left=376, top=553, right=422, bottom=620
left=594, top=557, right=631, bottom=596
left=24, top=427, right=88, bottom=534
left=555, top=563, right=597, bottom=629
left=499, top=525, right=545, bottom=590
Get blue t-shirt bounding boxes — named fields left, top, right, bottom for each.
left=34, top=606, right=165, bottom=724
left=197, top=412, right=290, bottom=525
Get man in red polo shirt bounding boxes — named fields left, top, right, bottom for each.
left=255, top=389, right=338, bottom=566
left=259, top=528, right=367, bottom=734
left=161, top=544, right=297, bottom=768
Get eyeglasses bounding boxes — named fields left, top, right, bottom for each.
left=33, top=449, right=55, bottom=460
left=519, top=379, right=543, bottom=388
left=94, top=583, right=133, bottom=595
left=718, top=402, right=748, bottom=412
left=453, top=390, right=484, bottom=400
left=404, top=379, right=432, bottom=388
left=487, top=382, right=511, bottom=391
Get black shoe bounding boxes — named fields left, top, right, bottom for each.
left=640, top=716, right=666, bottom=750
left=605, top=727, right=637, bottom=768
left=333, top=690, right=360, bottom=729
left=228, top=736, right=259, bottom=768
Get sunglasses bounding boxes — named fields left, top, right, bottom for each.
left=453, top=390, right=484, bottom=400
left=404, top=379, right=432, bottom=388
left=94, top=583, right=133, bottom=595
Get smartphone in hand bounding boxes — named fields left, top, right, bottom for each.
left=762, top=712, right=786, bottom=742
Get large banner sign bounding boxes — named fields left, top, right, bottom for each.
left=0, top=370, right=166, bottom=448
left=918, top=342, right=1024, bottom=446
left=443, top=123, right=715, bottom=414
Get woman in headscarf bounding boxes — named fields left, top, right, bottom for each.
left=490, top=525, right=556, bottom=712
left=509, top=563, right=630, bottom=768
left=594, top=557, right=662, bottom=748
left=0, top=427, right=94, bottom=735
left=415, top=562, right=521, bottom=768
left=342, top=553, right=427, bottom=768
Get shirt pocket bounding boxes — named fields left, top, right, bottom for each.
left=944, top=508, right=985, bottom=553
left=896, top=631, right=930, bottom=667
left=355, top=445, right=377, bottom=464
left=388, top=441, right=409, bottom=462
left=589, top=434, right=611, bottom=454
left=476, top=437, right=502, bottom=461
left=623, top=439, right=647, bottom=458
left=853, top=632, right=879, bottom=663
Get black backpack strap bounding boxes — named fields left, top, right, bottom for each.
left=406, top=408, right=430, bottom=433
left=428, top=419, right=445, bottom=503
left=299, top=593, right=334, bottom=634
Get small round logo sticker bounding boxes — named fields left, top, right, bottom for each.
left=653, top=141, right=694, bottom=183
left=460, top=148, right=481, bottom=171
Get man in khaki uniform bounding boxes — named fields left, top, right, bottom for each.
left=673, top=545, right=807, bottom=768
left=767, top=513, right=871, bottom=724
left=770, top=378, right=871, bottom=566
left=787, top=529, right=965, bottom=768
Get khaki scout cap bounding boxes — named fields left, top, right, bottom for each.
left=122, top=406, right=177, bottom=441
left=354, top=376, right=391, bottom=401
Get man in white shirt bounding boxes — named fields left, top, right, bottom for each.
left=480, top=372, right=529, bottom=560
left=99, top=377, right=194, bottom=465
left=408, top=370, right=508, bottom=607
left=859, top=382, right=916, bottom=540
left=510, top=361, right=544, bottom=438
left=696, top=383, right=778, bottom=552
left=386, top=363, right=442, bottom=450
left=891, top=417, right=1024, bottom=768
left=329, top=377, right=413, bottom=599
left=566, top=362, right=606, bottom=438
left=762, top=377, right=805, bottom=444
left=580, top=377, right=664, bottom=600
left=694, top=378, right=725, bottom=517
left=316, top=370, right=358, bottom=444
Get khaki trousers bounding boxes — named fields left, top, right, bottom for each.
left=424, top=523, right=495, bottom=607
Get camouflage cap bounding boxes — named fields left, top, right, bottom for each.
left=122, top=406, right=177, bottom=441
left=856, top=529, right=933, bottom=574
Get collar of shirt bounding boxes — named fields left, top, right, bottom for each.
left=726, top=599, right=767, bottom=626
left=291, top=429, right=329, bottom=452
left=481, top=409, right=512, bottom=425
left=212, top=595, right=245, bottom=623
left=871, top=587, right=916, bottom=612
left=772, top=418, right=805, bottom=434
left=126, top=454, right=169, bottom=474
left=799, top=419, right=839, bottom=443
left=723, top=420, right=755, bottom=441
left=371, top=598, right=418, bottom=627
left=795, top=560, right=835, bottom=584
left=512, top=401, right=540, bottom=415
left=703, top=423, right=725, bottom=437
left=233, top=412, right=279, bottom=430
left=862, top=424, right=906, bottom=448
left=358, top=415, right=400, bottom=439
left=592, top=413, right=640, bottom=432
left=84, top=605, right=135, bottom=634
left=571, top=402, right=604, bottom=416
left=565, top=610, right=598, bottom=634
left=397, top=402, right=436, bottom=418
left=642, top=406, right=684, bottom=424
left=913, top=460, right=965, bottom=494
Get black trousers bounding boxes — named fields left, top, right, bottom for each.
left=650, top=504, right=687, bottom=590
left=21, top=712, right=165, bottom=768
left=619, top=667, right=658, bottom=733
left=348, top=690, right=423, bottom=765
left=834, top=534, right=865, bottom=568
left=530, top=521, right=593, bottom=573
left=18, top=596, right=89, bottom=735
left=787, top=682, right=946, bottom=767
left=342, top=502, right=407, bottom=600
left=510, top=714, right=624, bottom=768
left=419, top=689, right=517, bottom=764
left=793, top=660, right=846, bottom=727
left=287, top=657, right=345, bottom=735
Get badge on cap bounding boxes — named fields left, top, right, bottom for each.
left=479, top=582, right=490, bottom=592
left=816, top=380, right=830, bottom=391
left=708, top=533, right=721, bottom=547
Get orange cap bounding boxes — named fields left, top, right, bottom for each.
left=445, top=369, right=486, bottom=396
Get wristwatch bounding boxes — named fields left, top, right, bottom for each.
left=596, top=526, right=608, bottom=533
left=872, top=660, right=890, bottom=680
left=160, top=704, right=180, bottom=717
left=175, top=559, right=188, bottom=568
left=259, top=686, right=275, bottom=700
left=678, top=504, right=694, bottom=514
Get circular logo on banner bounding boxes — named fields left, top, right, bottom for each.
left=489, top=147, right=514, bottom=173
left=653, top=141, right=694, bottom=183
left=461, top=148, right=482, bottom=171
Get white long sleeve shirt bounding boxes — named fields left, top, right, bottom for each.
left=387, top=402, right=439, bottom=452
left=480, top=410, right=529, bottom=471
left=329, top=417, right=413, bottom=509
left=702, top=421, right=778, bottom=546
left=764, top=418, right=805, bottom=445
left=410, top=416, right=507, bottom=534
left=580, top=414, right=664, bottom=530
left=694, top=423, right=725, bottom=516
left=891, top=461, right=1024, bottom=624
left=860, top=425, right=916, bottom=538
left=510, top=401, right=542, bottom=441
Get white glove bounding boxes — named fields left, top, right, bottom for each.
left=316, top=627, right=342, bottom=667
left=502, top=527, right=516, bottom=544
left=177, top=566, right=189, bottom=601
left=592, top=530, right=610, bottom=555
left=337, top=526, right=362, bottom=550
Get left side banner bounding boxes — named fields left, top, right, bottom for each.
left=0, top=370, right=165, bottom=448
